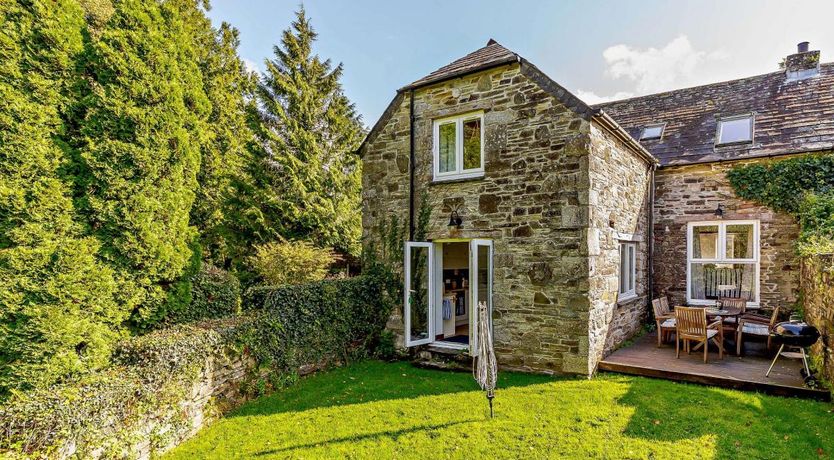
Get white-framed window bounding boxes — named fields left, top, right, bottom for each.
left=639, top=123, right=665, bottom=141
left=717, top=114, right=754, bottom=145
left=432, top=111, right=484, bottom=182
left=619, top=242, right=637, bottom=298
left=687, top=220, right=760, bottom=307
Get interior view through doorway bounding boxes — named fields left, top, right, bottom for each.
left=404, top=239, right=493, bottom=353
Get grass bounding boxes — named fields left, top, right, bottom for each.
left=165, top=361, right=834, bottom=459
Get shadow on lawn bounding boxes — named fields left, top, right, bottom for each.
left=231, top=360, right=555, bottom=418
left=614, top=375, right=831, bottom=457
left=251, top=419, right=476, bottom=456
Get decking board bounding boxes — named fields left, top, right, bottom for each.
left=599, top=333, right=830, bottom=401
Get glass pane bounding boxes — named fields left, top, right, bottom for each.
left=462, top=118, right=481, bottom=170
left=725, top=224, right=754, bottom=259
left=640, top=125, right=663, bottom=140
left=476, top=245, right=490, bottom=309
left=408, top=246, right=430, bottom=342
left=719, top=117, right=752, bottom=144
left=619, top=245, right=627, bottom=293
left=690, top=263, right=757, bottom=301
left=692, top=225, right=718, bottom=259
left=628, top=245, right=635, bottom=291
left=438, top=122, right=456, bottom=173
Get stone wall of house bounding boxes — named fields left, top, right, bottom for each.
left=652, top=157, right=801, bottom=310
left=586, top=122, right=653, bottom=371
left=801, top=254, right=834, bottom=385
left=362, top=63, right=597, bottom=374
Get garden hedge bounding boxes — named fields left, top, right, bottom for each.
left=0, top=275, right=395, bottom=458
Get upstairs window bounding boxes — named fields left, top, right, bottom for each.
left=433, top=112, right=484, bottom=181
left=717, top=114, right=754, bottom=145
left=639, top=123, right=665, bottom=140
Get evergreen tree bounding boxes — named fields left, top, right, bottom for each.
left=234, top=7, right=363, bottom=261
left=74, top=0, right=211, bottom=327
left=0, top=0, right=126, bottom=393
left=189, top=17, right=254, bottom=267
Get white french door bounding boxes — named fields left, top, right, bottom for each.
left=404, top=242, right=433, bottom=346
left=403, top=239, right=493, bottom=353
left=469, top=239, right=493, bottom=351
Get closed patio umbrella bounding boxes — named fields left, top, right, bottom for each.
left=473, top=300, right=498, bottom=418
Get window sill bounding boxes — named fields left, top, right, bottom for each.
left=430, top=174, right=485, bottom=185
left=617, top=293, right=639, bottom=305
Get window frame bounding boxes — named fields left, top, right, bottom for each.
left=716, top=113, right=754, bottom=146
left=432, top=111, right=485, bottom=182
left=686, top=220, right=760, bottom=307
left=639, top=123, right=666, bottom=141
left=618, top=241, right=637, bottom=300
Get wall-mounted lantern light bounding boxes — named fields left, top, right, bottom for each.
left=714, top=204, right=724, bottom=218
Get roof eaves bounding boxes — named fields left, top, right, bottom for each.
left=399, top=55, right=520, bottom=92
left=592, top=108, right=659, bottom=166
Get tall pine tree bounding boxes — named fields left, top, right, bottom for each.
left=232, top=7, right=363, bottom=262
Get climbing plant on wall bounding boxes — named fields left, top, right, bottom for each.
left=727, top=154, right=834, bottom=256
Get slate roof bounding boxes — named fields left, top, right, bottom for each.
left=595, top=63, right=834, bottom=166
left=403, top=39, right=519, bottom=90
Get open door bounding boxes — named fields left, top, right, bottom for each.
left=404, top=242, right=433, bottom=346
left=469, top=239, right=493, bottom=352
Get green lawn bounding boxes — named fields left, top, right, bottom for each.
left=165, top=361, right=834, bottom=459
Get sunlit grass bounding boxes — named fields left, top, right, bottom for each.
left=165, top=361, right=834, bottom=459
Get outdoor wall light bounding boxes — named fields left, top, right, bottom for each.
left=448, top=210, right=463, bottom=228
left=714, top=204, right=724, bottom=218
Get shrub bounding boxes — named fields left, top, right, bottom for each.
left=248, top=240, right=334, bottom=286
left=243, top=273, right=394, bottom=372
left=168, top=265, right=241, bottom=324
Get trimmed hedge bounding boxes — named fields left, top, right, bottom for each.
left=0, top=318, right=249, bottom=458
left=243, top=272, right=395, bottom=372
left=0, top=274, right=395, bottom=458
left=168, top=265, right=241, bottom=324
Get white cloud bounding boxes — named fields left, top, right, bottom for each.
left=602, top=35, right=728, bottom=94
left=575, top=35, right=729, bottom=103
left=242, top=58, right=262, bottom=75
left=574, top=89, right=635, bottom=105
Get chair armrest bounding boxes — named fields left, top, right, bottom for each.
left=707, top=320, right=722, bottom=330
left=655, top=314, right=675, bottom=321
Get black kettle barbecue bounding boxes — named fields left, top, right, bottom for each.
left=766, top=321, right=820, bottom=382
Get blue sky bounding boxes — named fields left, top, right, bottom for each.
left=207, top=0, right=834, bottom=126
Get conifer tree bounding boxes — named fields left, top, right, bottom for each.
left=234, top=7, right=363, bottom=260
left=0, top=0, right=126, bottom=393
left=75, top=0, right=210, bottom=327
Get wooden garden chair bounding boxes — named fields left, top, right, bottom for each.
left=652, top=297, right=675, bottom=347
left=717, top=296, right=747, bottom=336
left=676, top=306, right=724, bottom=363
left=736, top=306, right=780, bottom=356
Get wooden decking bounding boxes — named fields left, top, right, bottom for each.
left=599, top=333, right=830, bottom=401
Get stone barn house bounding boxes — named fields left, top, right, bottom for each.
left=358, top=39, right=834, bottom=375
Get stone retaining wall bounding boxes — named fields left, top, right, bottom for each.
left=801, top=254, right=834, bottom=385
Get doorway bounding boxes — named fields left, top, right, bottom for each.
left=404, top=239, right=493, bottom=353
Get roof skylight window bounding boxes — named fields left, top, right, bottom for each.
left=639, top=124, right=665, bottom=140
left=717, top=115, right=754, bottom=145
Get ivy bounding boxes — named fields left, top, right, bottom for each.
left=728, top=154, right=834, bottom=256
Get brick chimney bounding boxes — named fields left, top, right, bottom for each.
left=784, top=41, right=820, bottom=81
